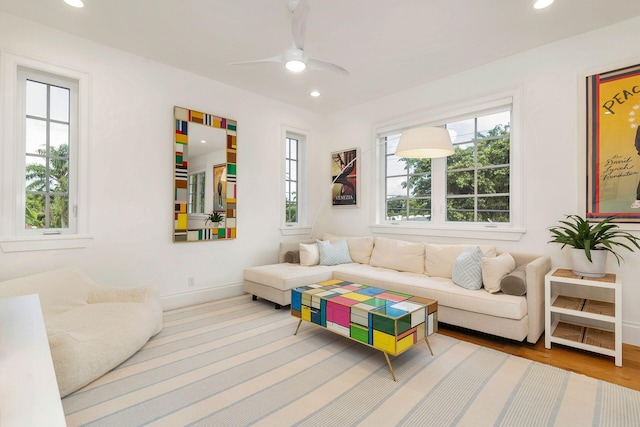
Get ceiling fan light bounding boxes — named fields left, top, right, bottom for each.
left=533, top=0, right=553, bottom=9
left=64, top=0, right=84, bottom=8
left=285, top=60, right=306, bottom=72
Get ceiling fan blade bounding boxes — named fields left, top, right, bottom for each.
left=228, top=54, right=285, bottom=66
left=307, top=58, right=350, bottom=76
left=291, top=0, right=310, bottom=50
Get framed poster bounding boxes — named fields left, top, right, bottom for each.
left=213, top=163, right=227, bottom=212
left=331, top=148, right=358, bottom=206
left=586, top=63, right=640, bottom=222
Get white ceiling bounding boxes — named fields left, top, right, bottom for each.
left=2, top=0, right=640, bottom=114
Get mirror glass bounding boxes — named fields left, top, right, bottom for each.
left=173, top=107, right=237, bottom=242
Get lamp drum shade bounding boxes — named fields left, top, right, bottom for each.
left=394, top=127, right=454, bottom=158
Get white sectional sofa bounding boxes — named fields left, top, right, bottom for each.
left=243, top=235, right=551, bottom=344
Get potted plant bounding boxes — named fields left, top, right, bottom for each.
left=548, top=214, right=640, bottom=277
left=204, top=210, right=225, bottom=227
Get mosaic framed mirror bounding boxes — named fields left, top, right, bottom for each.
left=173, top=106, right=237, bottom=242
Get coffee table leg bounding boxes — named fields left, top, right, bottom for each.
left=383, top=352, right=398, bottom=382
left=294, top=319, right=303, bottom=336
left=424, top=336, right=434, bottom=356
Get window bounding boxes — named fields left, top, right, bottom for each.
left=285, top=135, right=299, bottom=223
left=376, top=94, right=522, bottom=240
left=20, top=68, right=78, bottom=233
left=281, top=127, right=310, bottom=235
left=187, top=171, right=206, bottom=214
left=0, top=53, right=90, bottom=252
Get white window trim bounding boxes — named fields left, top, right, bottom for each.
left=0, top=51, right=92, bottom=252
left=280, top=125, right=311, bottom=236
left=371, top=89, right=525, bottom=241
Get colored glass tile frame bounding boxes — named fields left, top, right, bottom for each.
left=173, top=106, right=238, bottom=242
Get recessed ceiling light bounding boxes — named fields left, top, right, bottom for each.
left=533, top=0, right=553, bottom=9
left=310, top=91, right=320, bottom=97
left=64, top=0, right=84, bottom=7
left=200, top=140, right=207, bottom=144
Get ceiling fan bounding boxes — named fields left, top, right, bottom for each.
left=229, top=0, right=349, bottom=76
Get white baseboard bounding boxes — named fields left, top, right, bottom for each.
left=160, top=282, right=244, bottom=311
left=623, top=321, right=640, bottom=347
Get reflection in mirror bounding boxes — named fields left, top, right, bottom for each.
left=174, top=107, right=237, bottom=242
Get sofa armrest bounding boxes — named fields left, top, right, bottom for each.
left=88, top=284, right=159, bottom=305
left=523, top=255, right=552, bottom=344
left=278, top=239, right=315, bottom=263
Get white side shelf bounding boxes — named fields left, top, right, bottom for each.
left=544, top=268, right=622, bottom=366
left=0, top=294, right=66, bottom=426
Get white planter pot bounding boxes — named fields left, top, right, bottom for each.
left=571, top=248, right=607, bottom=278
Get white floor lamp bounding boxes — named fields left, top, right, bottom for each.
left=309, top=126, right=454, bottom=238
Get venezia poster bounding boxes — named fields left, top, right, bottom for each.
left=586, top=63, right=640, bottom=222
left=331, top=148, right=358, bottom=206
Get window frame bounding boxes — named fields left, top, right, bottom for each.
left=281, top=126, right=310, bottom=236
left=0, top=52, right=91, bottom=252
left=372, top=91, right=524, bottom=241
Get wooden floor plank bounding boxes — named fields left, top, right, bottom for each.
left=438, top=324, right=640, bottom=391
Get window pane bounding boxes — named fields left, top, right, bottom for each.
left=447, top=118, right=474, bottom=143
left=447, top=170, right=474, bottom=195
left=447, top=142, right=475, bottom=169
left=25, top=156, right=46, bottom=191
left=386, top=197, right=406, bottom=220
left=50, top=86, right=70, bottom=122
left=478, top=167, right=509, bottom=194
left=407, top=198, right=431, bottom=221
left=50, top=122, right=69, bottom=152
left=477, top=111, right=510, bottom=138
left=477, top=137, right=509, bottom=167
left=289, top=139, right=297, bottom=159
left=49, top=194, right=69, bottom=228
left=386, top=176, right=407, bottom=198
left=25, top=194, right=46, bottom=229
left=26, top=118, right=46, bottom=154
left=385, top=134, right=400, bottom=155
left=47, top=158, right=68, bottom=192
left=408, top=174, right=431, bottom=197
left=290, top=160, right=297, bottom=181
left=386, top=155, right=407, bottom=176
left=405, top=158, right=431, bottom=175
left=478, top=196, right=510, bottom=222
left=447, top=197, right=475, bottom=221
left=26, top=80, right=47, bottom=118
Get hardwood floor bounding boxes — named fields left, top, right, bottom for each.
left=438, top=323, right=640, bottom=391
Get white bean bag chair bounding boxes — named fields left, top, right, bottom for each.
left=0, top=268, right=163, bottom=397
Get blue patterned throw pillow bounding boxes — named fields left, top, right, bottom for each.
left=452, top=246, right=484, bottom=290
left=316, top=239, right=353, bottom=266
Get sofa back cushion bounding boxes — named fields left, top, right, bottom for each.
left=323, top=233, right=374, bottom=264
left=369, top=237, right=425, bottom=274
left=424, top=243, right=497, bottom=278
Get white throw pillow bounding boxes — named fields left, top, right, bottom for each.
left=424, top=243, right=497, bottom=278
left=299, top=243, right=320, bottom=266
left=369, top=237, right=425, bottom=274
left=482, top=252, right=516, bottom=293
left=316, top=240, right=353, bottom=266
left=452, top=247, right=484, bottom=290
left=323, top=233, right=374, bottom=264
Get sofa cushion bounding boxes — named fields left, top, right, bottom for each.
left=424, top=243, right=497, bottom=278
left=482, top=252, right=516, bottom=293
left=501, top=265, right=527, bottom=296
left=299, top=243, right=320, bottom=266
left=369, top=237, right=425, bottom=274
left=243, top=263, right=334, bottom=291
left=317, top=240, right=353, bottom=266
left=331, top=263, right=527, bottom=320
left=452, top=247, right=484, bottom=290
left=323, top=233, right=374, bottom=264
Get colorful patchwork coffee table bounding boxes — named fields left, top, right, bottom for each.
left=291, top=279, right=438, bottom=381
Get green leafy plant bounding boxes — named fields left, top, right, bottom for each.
left=548, top=214, right=640, bottom=265
left=204, top=210, right=225, bottom=226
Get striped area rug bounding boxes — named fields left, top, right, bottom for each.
left=62, top=294, right=640, bottom=426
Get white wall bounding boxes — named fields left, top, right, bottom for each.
left=312, top=17, right=640, bottom=345
left=0, top=12, right=323, bottom=308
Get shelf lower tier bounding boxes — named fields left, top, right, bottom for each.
left=550, top=321, right=615, bottom=356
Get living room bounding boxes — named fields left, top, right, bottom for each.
left=1, top=0, right=640, bottom=425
